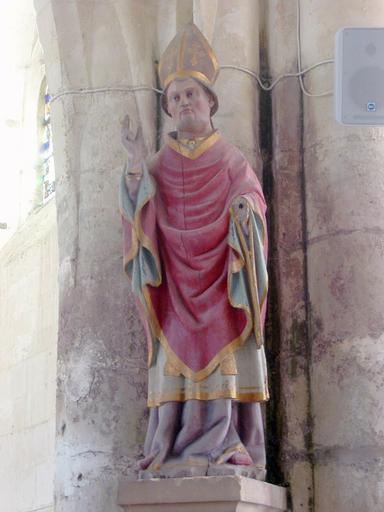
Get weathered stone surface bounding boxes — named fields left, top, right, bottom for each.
left=265, top=2, right=312, bottom=510
left=118, top=476, right=287, bottom=512
left=207, top=463, right=266, bottom=480
left=0, top=201, right=58, bottom=512
left=35, top=2, right=265, bottom=511
left=308, top=234, right=384, bottom=346
left=35, top=2, right=158, bottom=511
left=311, top=334, right=384, bottom=447
left=213, top=0, right=261, bottom=173
left=314, top=460, right=384, bottom=512
left=301, top=2, right=384, bottom=511
left=28, top=2, right=384, bottom=512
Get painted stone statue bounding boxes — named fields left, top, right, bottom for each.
left=119, top=23, right=269, bottom=479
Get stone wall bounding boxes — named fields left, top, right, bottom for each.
left=0, top=0, right=45, bottom=249
left=34, top=1, right=264, bottom=511
left=24, top=1, right=384, bottom=511
left=265, top=2, right=313, bottom=509
left=301, top=2, right=384, bottom=510
left=0, top=200, right=58, bottom=512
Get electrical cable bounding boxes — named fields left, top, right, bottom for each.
left=50, top=85, right=163, bottom=104
left=220, top=60, right=334, bottom=92
left=296, top=0, right=333, bottom=97
left=49, top=1, right=334, bottom=103
left=221, top=0, right=334, bottom=96
left=49, top=56, right=333, bottom=103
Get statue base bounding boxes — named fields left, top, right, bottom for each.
left=118, top=475, right=288, bottom=511
left=138, top=460, right=266, bottom=480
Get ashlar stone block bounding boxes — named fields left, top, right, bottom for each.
left=118, top=476, right=287, bottom=512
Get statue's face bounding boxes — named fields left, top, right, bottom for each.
left=166, top=78, right=214, bottom=134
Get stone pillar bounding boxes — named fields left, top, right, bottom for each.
left=35, top=1, right=157, bottom=510
left=34, top=1, right=268, bottom=511
left=212, top=0, right=261, bottom=173
left=301, top=2, right=384, bottom=511
left=266, top=1, right=313, bottom=510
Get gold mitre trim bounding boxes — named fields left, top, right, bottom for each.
left=164, top=70, right=212, bottom=90
left=159, top=22, right=219, bottom=90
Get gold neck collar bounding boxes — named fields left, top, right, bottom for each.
left=167, top=130, right=220, bottom=160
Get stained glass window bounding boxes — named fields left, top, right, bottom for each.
left=40, top=89, right=55, bottom=202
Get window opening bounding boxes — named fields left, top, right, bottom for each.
left=39, top=86, right=55, bottom=203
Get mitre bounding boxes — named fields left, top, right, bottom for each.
left=159, top=22, right=220, bottom=116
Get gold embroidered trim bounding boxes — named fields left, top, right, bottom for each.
left=134, top=206, right=161, bottom=289
left=166, top=130, right=221, bottom=160
left=121, top=164, right=268, bottom=380
left=143, top=287, right=253, bottom=383
left=248, top=203, right=268, bottom=315
left=165, top=70, right=211, bottom=89
left=120, top=172, right=162, bottom=368
left=251, top=200, right=267, bottom=245
left=230, top=208, right=263, bottom=348
left=164, top=359, right=182, bottom=377
left=122, top=226, right=139, bottom=268
left=119, top=173, right=161, bottom=286
left=220, top=351, right=238, bottom=375
left=158, top=22, right=219, bottom=90
left=178, top=136, right=207, bottom=147
left=215, top=443, right=246, bottom=465
left=177, top=30, right=186, bottom=71
left=230, top=256, right=244, bottom=273
left=147, top=389, right=269, bottom=408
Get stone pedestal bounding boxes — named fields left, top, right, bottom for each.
left=118, top=476, right=288, bottom=512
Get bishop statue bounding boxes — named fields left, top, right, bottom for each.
left=119, top=23, right=269, bottom=479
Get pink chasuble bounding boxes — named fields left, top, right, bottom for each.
left=127, top=133, right=266, bottom=382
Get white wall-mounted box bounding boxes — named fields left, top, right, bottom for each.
left=335, top=27, right=384, bottom=125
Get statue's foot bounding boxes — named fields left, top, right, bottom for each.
left=227, top=451, right=253, bottom=466
left=138, top=454, right=156, bottom=470
left=207, top=461, right=266, bottom=480
left=139, top=456, right=209, bottom=479
left=139, top=447, right=170, bottom=471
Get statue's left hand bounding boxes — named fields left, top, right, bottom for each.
left=232, top=196, right=250, bottom=236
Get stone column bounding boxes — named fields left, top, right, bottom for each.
left=35, top=1, right=157, bottom=510
left=265, top=1, right=313, bottom=510
left=212, top=0, right=261, bottom=174
left=34, top=1, right=267, bottom=511
left=301, top=1, right=384, bottom=511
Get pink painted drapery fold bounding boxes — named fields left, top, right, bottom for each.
left=123, top=135, right=267, bottom=378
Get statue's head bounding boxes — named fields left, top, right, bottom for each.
left=163, top=77, right=216, bottom=133
left=162, top=78, right=217, bottom=120
left=159, top=23, right=219, bottom=120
